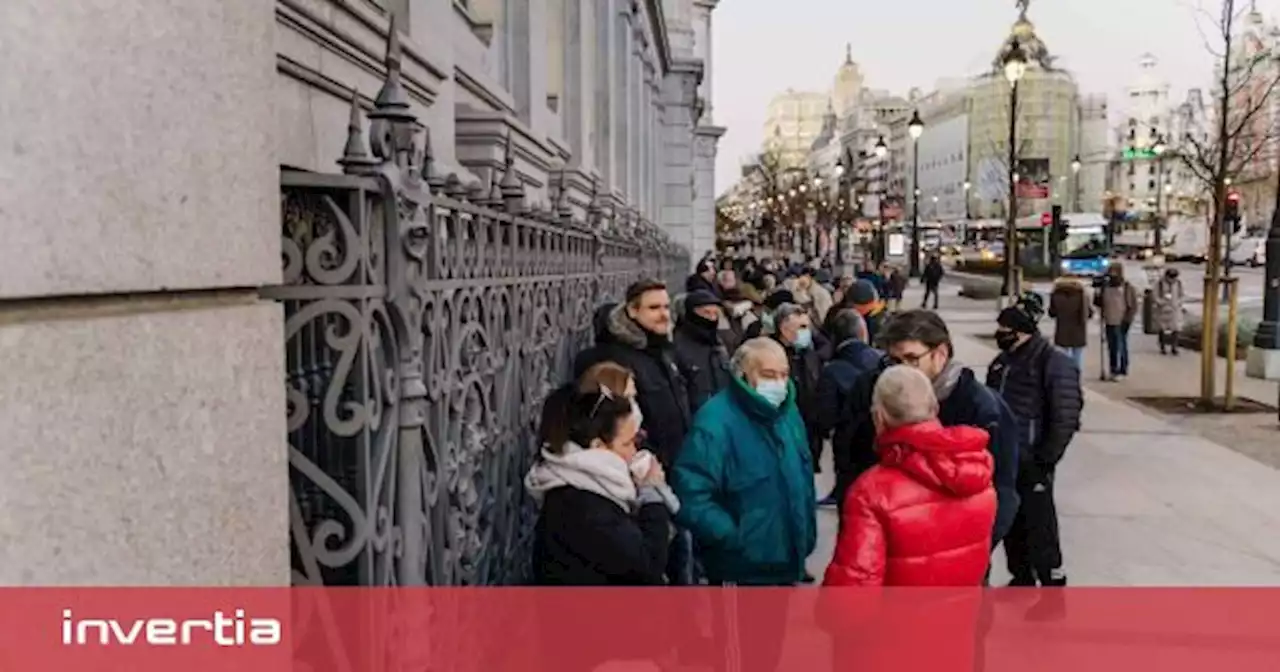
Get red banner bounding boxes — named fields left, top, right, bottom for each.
left=3, top=588, right=1280, bottom=670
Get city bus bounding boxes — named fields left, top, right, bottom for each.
left=1056, top=213, right=1112, bottom=277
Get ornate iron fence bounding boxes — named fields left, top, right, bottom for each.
left=264, top=27, right=688, bottom=588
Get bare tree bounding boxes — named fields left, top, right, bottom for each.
left=1180, top=0, right=1280, bottom=404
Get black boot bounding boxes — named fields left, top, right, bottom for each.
left=1007, top=575, right=1037, bottom=587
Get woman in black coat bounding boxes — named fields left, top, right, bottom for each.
left=527, top=385, right=679, bottom=586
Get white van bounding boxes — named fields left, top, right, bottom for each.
left=1227, top=237, right=1265, bottom=267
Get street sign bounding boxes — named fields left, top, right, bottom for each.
left=1123, top=147, right=1158, bottom=161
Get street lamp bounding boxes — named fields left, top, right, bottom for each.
left=1152, top=132, right=1167, bottom=254
left=1252, top=165, right=1280, bottom=357
left=908, top=109, right=925, bottom=277
left=1070, top=154, right=1082, bottom=213
left=1001, top=37, right=1028, bottom=302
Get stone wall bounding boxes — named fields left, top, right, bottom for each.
left=0, top=0, right=288, bottom=584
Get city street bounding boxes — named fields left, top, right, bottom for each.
left=1117, top=260, right=1267, bottom=314
left=808, top=286, right=1280, bottom=586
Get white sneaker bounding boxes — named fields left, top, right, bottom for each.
left=1113, top=374, right=1127, bottom=381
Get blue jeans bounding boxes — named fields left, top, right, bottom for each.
left=1104, top=324, right=1130, bottom=376
left=1058, top=346, right=1085, bottom=372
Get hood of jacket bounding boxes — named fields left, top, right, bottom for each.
left=1053, top=277, right=1084, bottom=293
left=593, top=303, right=618, bottom=343
left=524, top=442, right=637, bottom=511
left=836, top=339, right=881, bottom=369
left=875, top=420, right=993, bottom=497
left=605, top=303, right=667, bottom=350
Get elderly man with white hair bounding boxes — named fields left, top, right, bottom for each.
left=674, top=336, right=817, bottom=587
left=673, top=337, right=816, bottom=671
left=823, top=365, right=996, bottom=587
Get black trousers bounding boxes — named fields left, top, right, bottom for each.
left=1004, top=465, right=1063, bottom=583
left=922, top=283, right=940, bottom=309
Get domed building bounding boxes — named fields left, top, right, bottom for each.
left=833, top=44, right=864, bottom=119
left=967, top=7, right=1081, bottom=219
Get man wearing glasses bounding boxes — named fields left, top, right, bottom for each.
left=831, top=310, right=1021, bottom=550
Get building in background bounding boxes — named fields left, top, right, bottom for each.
left=969, top=10, right=1081, bottom=221
left=763, top=89, right=832, bottom=168
left=1075, top=93, right=1110, bottom=212
left=910, top=86, right=971, bottom=222
left=833, top=44, right=865, bottom=118
left=1226, top=5, right=1280, bottom=228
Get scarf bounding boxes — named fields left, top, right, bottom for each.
left=524, top=444, right=680, bottom=514
left=933, top=359, right=965, bottom=402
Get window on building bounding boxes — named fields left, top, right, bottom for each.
left=1148, top=180, right=1156, bottom=190
left=1128, top=163, right=1135, bottom=176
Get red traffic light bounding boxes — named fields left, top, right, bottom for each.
left=1227, top=191, right=1241, bottom=203
left=1040, top=211, right=1053, bottom=226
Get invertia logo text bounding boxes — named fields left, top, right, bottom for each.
left=62, top=609, right=282, bottom=646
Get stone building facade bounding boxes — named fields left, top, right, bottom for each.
left=0, top=0, right=719, bottom=584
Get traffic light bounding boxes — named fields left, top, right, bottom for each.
left=1225, top=191, right=1243, bottom=232
left=1050, top=205, right=1065, bottom=244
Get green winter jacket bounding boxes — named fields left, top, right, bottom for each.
left=672, top=376, right=817, bottom=586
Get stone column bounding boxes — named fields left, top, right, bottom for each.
left=594, top=0, right=614, bottom=183
left=613, top=7, right=631, bottom=196
left=0, top=0, right=286, bottom=584
left=660, top=61, right=702, bottom=258
left=564, top=0, right=591, bottom=169
left=693, top=0, right=717, bottom=124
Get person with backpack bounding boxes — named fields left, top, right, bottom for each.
left=985, top=306, right=1084, bottom=587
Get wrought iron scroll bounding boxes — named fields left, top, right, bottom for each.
left=266, top=20, right=689, bottom=593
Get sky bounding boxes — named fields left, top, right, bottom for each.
left=711, top=0, right=1280, bottom=195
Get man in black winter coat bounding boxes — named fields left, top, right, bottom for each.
left=986, top=306, right=1083, bottom=587
left=674, top=290, right=733, bottom=414
left=922, top=254, right=945, bottom=309
left=835, top=310, right=1021, bottom=548
left=573, top=279, right=695, bottom=584
left=812, top=309, right=882, bottom=506
left=772, top=303, right=824, bottom=471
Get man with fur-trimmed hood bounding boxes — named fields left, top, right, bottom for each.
left=574, top=279, right=692, bottom=471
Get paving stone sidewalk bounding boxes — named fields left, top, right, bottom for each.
left=806, top=284, right=1280, bottom=586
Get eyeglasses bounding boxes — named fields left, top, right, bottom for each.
left=887, top=347, right=937, bottom=368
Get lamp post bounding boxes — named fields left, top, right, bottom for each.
left=1152, top=133, right=1167, bottom=254
left=875, top=135, right=889, bottom=265
left=1070, top=154, right=1081, bottom=214
left=909, top=110, right=925, bottom=277
left=1001, top=37, right=1028, bottom=302
left=1252, top=167, right=1280, bottom=356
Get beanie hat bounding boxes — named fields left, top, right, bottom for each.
left=684, top=290, right=720, bottom=310
left=848, top=279, right=880, bottom=306
left=763, top=289, right=795, bottom=310
left=997, top=306, right=1038, bottom=335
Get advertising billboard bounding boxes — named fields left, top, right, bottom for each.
left=1015, top=158, right=1051, bottom=199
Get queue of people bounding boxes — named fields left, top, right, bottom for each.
left=523, top=252, right=1084, bottom=667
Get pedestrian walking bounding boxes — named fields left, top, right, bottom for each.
left=573, top=279, right=695, bottom=584
left=674, top=290, right=733, bottom=414
left=1153, top=267, right=1185, bottom=356
left=922, top=254, right=945, bottom=310
left=986, top=306, right=1083, bottom=586
left=528, top=384, right=678, bottom=585
left=813, top=309, right=882, bottom=507
left=836, top=310, right=1021, bottom=548
left=1048, top=276, right=1092, bottom=370
left=824, top=365, right=996, bottom=586
left=1094, top=265, right=1138, bottom=380
left=673, top=337, right=816, bottom=671
left=886, top=265, right=909, bottom=312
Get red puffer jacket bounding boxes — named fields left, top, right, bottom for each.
left=824, top=420, right=996, bottom=586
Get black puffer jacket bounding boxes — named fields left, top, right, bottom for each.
left=573, top=305, right=692, bottom=467
left=673, top=316, right=733, bottom=414
left=984, top=334, right=1083, bottom=478
left=839, top=362, right=1022, bottom=544
left=774, top=336, right=823, bottom=426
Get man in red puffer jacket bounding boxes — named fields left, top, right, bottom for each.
left=824, top=364, right=996, bottom=587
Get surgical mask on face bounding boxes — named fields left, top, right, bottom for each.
left=794, top=328, right=813, bottom=350
left=754, top=378, right=789, bottom=407
left=995, top=330, right=1019, bottom=352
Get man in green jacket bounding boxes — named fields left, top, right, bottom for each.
left=673, top=337, right=818, bottom=587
